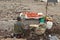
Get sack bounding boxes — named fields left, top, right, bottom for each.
left=35, top=27, right=46, bottom=35
left=46, top=16, right=53, bottom=21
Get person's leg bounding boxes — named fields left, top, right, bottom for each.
left=13, top=33, right=18, bottom=38
left=15, top=33, right=23, bottom=38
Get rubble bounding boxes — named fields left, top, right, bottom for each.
left=0, top=0, right=60, bottom=38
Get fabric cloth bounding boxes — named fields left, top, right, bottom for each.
left=39, top=17, right=45, bottom=24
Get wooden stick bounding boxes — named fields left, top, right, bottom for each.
left=46, top=1, right=48, bottom=16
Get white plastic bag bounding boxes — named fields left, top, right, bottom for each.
left=46, top=21, right=53, bottom=29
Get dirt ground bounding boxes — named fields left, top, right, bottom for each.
left=1, top=38, right=26, bottom=40
left=0, top=0, right=60, bottom=40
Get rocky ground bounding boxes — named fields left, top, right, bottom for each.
left=0, top=0, right=60, bottom=32
left=0, top=38, right=26, bottom=40
left=0, top=0, right=60, bottom=40
left=0, top=0, right=60, bottom=21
